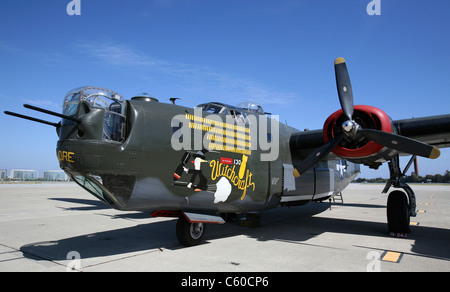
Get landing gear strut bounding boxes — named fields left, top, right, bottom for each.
left=383, top=154, right=417, bottom=234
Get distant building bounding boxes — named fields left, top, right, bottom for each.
left=44, top=170, right=69, bottom=181
left=10, top=169, right=39, bottom=181
left=0, top=169, right=6, bottom=180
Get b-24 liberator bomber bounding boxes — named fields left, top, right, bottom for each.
left=5, top=58, right=450, bottom=246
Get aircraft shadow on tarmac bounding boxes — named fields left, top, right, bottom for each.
left=20, top=201, right=450, bottom=264
left=49, top=198, right=110, bottom=211
left=246, top=203, right=450, bottom=261
left=49, top=197, right=153, bottom=219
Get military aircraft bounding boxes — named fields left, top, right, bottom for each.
left=5, top=58, right=450, bottom=246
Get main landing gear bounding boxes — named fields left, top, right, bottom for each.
left=151, top=210, right=225, bottom=246
left=383, top=155, right=417, bottom=235
left=176, top=215, right=206, bottom=246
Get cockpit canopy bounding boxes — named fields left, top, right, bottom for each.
left=236, top=102, right=265, bottom=115
left=198, top=101, right=266, bottom=115
left=197, top=101, right=266, bottom=124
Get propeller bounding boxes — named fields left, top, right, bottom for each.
left=357, top=128, right=440, bottom=159
left=335, top=57, right=354, bottom=121
left=293, top=58, right=441, bottom=178
left=293, top=134, right=344, bottom=178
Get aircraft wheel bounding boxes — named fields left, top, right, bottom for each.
left=176, top=215, right=206, bottom=246
left=387, top=190, right=410, bottom=234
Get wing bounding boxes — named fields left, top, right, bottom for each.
left=291, top=113, right=450, bottom=158
left=394, top=114, right=450, bottom=149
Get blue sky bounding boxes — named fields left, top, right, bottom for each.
left=1, top=0, right=449, bottom=178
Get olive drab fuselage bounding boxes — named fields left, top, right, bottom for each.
left=56, top=87, right=358, bottom=214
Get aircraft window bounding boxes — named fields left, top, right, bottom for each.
left=233, top=110, right=249, bottom=124
left=236, top=101, right=265, bottom=115
left=103, top=111, right=126, bottom=142
left=204, top=104, right=225, bottom=114
left=85, top=94, right=109, bottom=108
left=71, top=173, right=119, bottom=207
left=84, top=91, right=126, bottom=143
left=72, top=175, right=108, bottom=204
left=63, top=92, right=80, bottom=117
left=198, top=103, right=229, bottom=115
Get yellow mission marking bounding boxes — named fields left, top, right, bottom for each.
left=185, top=113, right=250, bottom=134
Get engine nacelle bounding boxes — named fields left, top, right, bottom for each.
left=323, top=105, right=398, bottom=169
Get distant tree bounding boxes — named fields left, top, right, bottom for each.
left=356, top=170, right=450, bottom=184
left=355, top=177, right=367, bottom=183
left=445, top=170, right=450, bottom=183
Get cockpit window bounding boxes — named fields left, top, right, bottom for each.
left=232, top=110, right=249, bottom=124
left=63, top=92, right=80, bottom=117
left=197, top=102, right=251, bottom=124
left=236, top=102, right=265, bottom=115
left=201, top=104, right=228, bottom=115
left=63, top=86, right=127, bottom=143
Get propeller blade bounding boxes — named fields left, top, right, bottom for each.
left=293, top=134, right=344, bottom=178
left=358, top=128, right=441, bottom=159
left=335, top=57, right=354, bottom=120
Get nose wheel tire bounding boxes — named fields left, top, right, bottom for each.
left=176, top=215, right=206, bottom=246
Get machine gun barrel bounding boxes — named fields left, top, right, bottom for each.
left=23, top=104, right=80, bottom=123
left=4, top=111, right=60, bottom=127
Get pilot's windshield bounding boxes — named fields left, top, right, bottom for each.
left=236, top=102, right=265, bottom=114
left=200, top=103, right=228, bottom=115
left=63, top=86, right=127, bottom=143
left=197, top=102, right=251, bottom=124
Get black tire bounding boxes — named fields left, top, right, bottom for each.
left=176, top=215, right=206, bottom=246
left=387, top=190, right=410, bottom=233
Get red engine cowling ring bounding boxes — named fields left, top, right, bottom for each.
left=323, top=105, right=392, bottom=158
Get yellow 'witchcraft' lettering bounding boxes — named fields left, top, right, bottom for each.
left=209, top=159, right=255, bottom=200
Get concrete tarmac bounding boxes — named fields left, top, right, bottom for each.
left=0, top=182, right=449, bottom=272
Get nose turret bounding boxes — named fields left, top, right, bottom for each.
left=57, top=86, right=135, bottom=210
left=59, top=86, right=127, bottom=143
